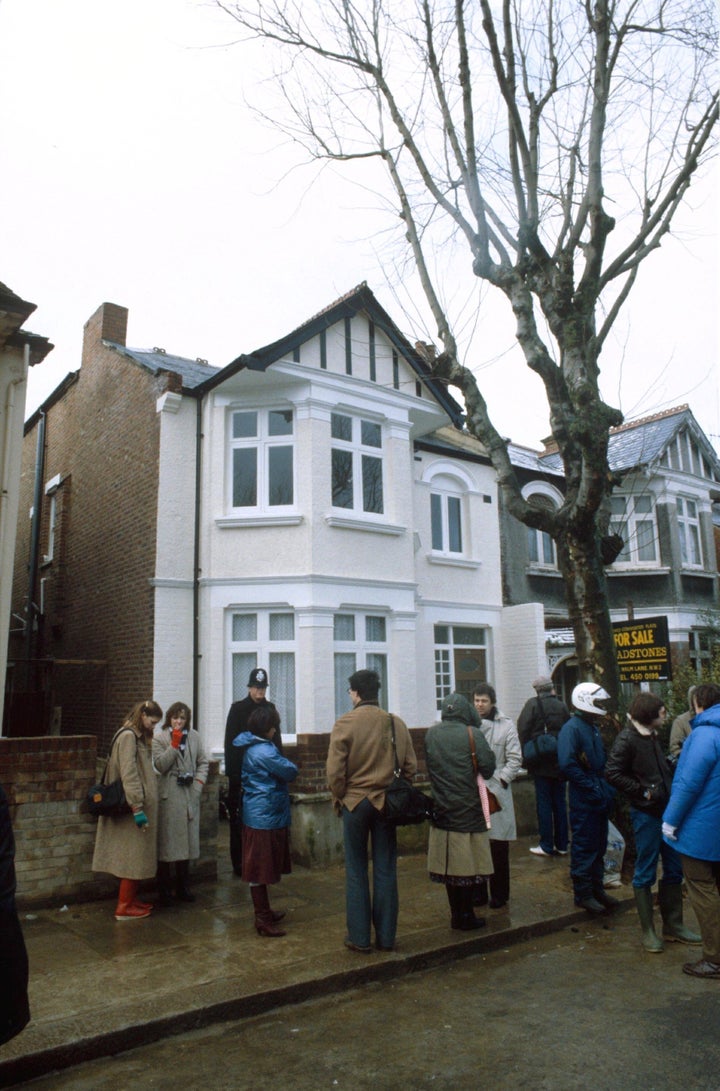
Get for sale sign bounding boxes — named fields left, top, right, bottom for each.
left=612, top=616, right=672, bottom=683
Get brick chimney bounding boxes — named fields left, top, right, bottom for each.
left=82, top=303, right=128, bottom=362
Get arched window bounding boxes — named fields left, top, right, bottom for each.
left=423, top=463, right=474, bottom=559
left=522, top=482, right=562, bottom=568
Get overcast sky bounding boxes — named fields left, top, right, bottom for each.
left=1, top=0, right=718, bottom=452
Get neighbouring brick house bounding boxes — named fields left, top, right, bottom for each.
left=502, top=405, right=720, bottom=698
left=6, top=285, right=547, bottom=794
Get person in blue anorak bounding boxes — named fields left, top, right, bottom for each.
left=558, top=683, right=619, bottom=916
left=234, top=704, right=297, bottom=936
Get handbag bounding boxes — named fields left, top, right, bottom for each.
left=383, top=716, right=434, bottom=826
left=522, top=697, right=559, bottom=767
left=86, top=728, right=133, bottom=817
left=467, top=725, right=501, bottom=827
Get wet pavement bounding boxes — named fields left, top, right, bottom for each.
left=1, top=829, right=635, bottom=1086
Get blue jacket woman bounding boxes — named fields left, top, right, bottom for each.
left=233, top=704, right=298, bottom=937
left=662, top=684, right=720, bottom=979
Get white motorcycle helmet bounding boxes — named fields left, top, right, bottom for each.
left=572, top=682, right=611, bottom=716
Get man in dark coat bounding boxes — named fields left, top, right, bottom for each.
left=517, top=676, right=570, bottom=857
left=0, top=782, right=30, bottom=1046
left=224, top=668, right=282, bottom=876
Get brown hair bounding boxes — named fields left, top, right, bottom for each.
left=162, top=702, right=192, bottom=731
left=123, top=699, right=163, bottom=731
left=627, top=693, right=664, bottom=726
left=247, top=704, right=280, bottom=738
left=694, top=684, right=720, bottom=713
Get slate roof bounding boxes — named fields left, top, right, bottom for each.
left=539, top=405, right=720, bottom=478
left=107, top=345, right=219, bottom=389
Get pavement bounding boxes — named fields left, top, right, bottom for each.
left=0, top=828, right=634, bottom=1087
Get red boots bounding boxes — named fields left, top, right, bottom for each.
left=115, top=879, right=152, bottom=920
left=250, top=885, right=286, bottom=936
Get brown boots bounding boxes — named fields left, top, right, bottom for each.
left=250, top=884, right=286, bottom=936
left=115, top=879, right=152, bottom=920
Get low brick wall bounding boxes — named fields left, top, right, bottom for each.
left=0, top=736, right=219, bottom=908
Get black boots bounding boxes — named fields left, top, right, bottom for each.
left=157, top=860, right=195, bottom=904
left=448, top=885, right=486, bottom=930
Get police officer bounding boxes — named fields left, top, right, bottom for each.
left=224, top=668, right=282, bottom=876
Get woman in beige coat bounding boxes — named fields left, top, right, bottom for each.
left=92, top=700, right=162, bottom=920
left=152, top=702, right=209, bottom=904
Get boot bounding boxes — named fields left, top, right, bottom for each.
left=115, top=879, right=151, bottom=921
left=250, top=885, right=286, bottom=937
left=593, top=888, right=620, bottom=911
left=472, top=879, right=489, bottom=907
left=659, top=884, right=702, bottom=945
left=634, top=887, right=664, bottom=952
left=175, top=860, right=196, bottom=903
left=457, top=887, right=486, bottom=930
left=156, top=862, right=174, bottom=906
left=447, top=885, right=463, bottom=930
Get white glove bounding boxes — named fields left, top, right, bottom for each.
left=662, top=822, right=677, bottom=841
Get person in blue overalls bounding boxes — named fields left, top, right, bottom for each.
left=558, top=683, right=619, bottom=915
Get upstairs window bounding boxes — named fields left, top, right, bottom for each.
left=677, top=497, right=703, bottom=567
left=609, top=494, right=657, bottom=565
left=431, top=492, right=463, bottom=553
left=524, top=492, right=557, bottom=567
left=230, top=408, right=294, bottom=511
left=331, top=413, right=383, bottom=515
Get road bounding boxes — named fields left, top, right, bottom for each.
left=12, top=907, right=719, bottom=1091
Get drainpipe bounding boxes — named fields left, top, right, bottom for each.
left=25, top=409, right=46, bottom=685
left=0, top=344, right=30, bottom=571
left=192, top=394, right=202, bottom=716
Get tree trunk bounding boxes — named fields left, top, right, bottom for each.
left=556, top=519, right=620, bottom=700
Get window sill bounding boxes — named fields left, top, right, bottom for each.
left=325, top=515, right=405, bottom=536
left=427, top=554, right=480, bottom=570
left=606, top=565, right=671, bottom=576
left=526, top=565, right=561, bottom=577
left=679, top=567, right=714, bottom=578
left=216, top=514, right=303, bottom=529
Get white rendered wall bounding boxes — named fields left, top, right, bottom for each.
left=498, top=602, right=548, bottom=723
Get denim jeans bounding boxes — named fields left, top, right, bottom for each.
left=630, top=807, right=683, bottom=889
left=342, top=797, right=398, bottom=949
left=534, top=776, right=569, bottom=854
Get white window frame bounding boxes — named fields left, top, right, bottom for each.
left=43, top=474, right=63, bottom=564
left=433, top=624, right=488, bottom=710
left=676, top=496, right=703, bottom=568
left=333, top=611, right=389, bottom=719
left=228, top=609, right=297, bottom=736
left=608, top=493, right=658, bottom=567
left=521, top=482, right=562, bottom=570
left=330, top=412, right=384, bottom=516
left=228, top=407, right=296, bottom=515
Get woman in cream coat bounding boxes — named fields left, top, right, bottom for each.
left=152, top=702, right=209, bottom=904
left=92, top=700, right=162, bottom=920
left=473, top=684, right=523, bottom=909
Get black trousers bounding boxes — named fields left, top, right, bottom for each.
left=227, top=781, right=244, bottom=876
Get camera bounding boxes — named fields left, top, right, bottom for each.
left=176, top=772, right=194, bottom=787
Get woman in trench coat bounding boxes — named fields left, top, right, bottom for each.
left=92, top=699, right=162, bottom=920
left=152, top=702, right=209, bottom=904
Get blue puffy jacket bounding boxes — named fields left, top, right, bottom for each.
left=663, top=702, right=720, bottom=861
left=234, top=732, right=298, bottom=830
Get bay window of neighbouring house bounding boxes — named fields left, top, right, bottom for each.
left=230, top=610, right=296, bottom=734
left=676, top=497, right=703, bottom=567
left=331, top=412, right=383, bottom=515
left=608, top=494, right=658, bottom=565
left=333, top=612, right=388, bottom=718
left=230, top=408, right=294, bottom=510
left=522, top=486, right=560, bottom=568
left=433, top=625, right=488, bottom=709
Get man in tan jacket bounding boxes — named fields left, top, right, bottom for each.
left=326, top=669, right=416, bottom=953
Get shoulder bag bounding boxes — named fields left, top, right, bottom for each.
left=468, top=725, right=501, bottom=828
left=86, top=728, right=134, bottom=817
left=382, top=715, right=434, bottom=826
left=522, top=697, right=558, bottom=767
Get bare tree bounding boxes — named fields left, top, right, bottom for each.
left=216, top=0, right=718, bottom=697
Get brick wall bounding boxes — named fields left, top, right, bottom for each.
left=0, top=736, right=219, bottom=908
left=286, top=727, right=430, bottom=793
left=8, top=304, right=175, bottom=751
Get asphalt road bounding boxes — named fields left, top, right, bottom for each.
left=12, top=907, right=720, bottom=1091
